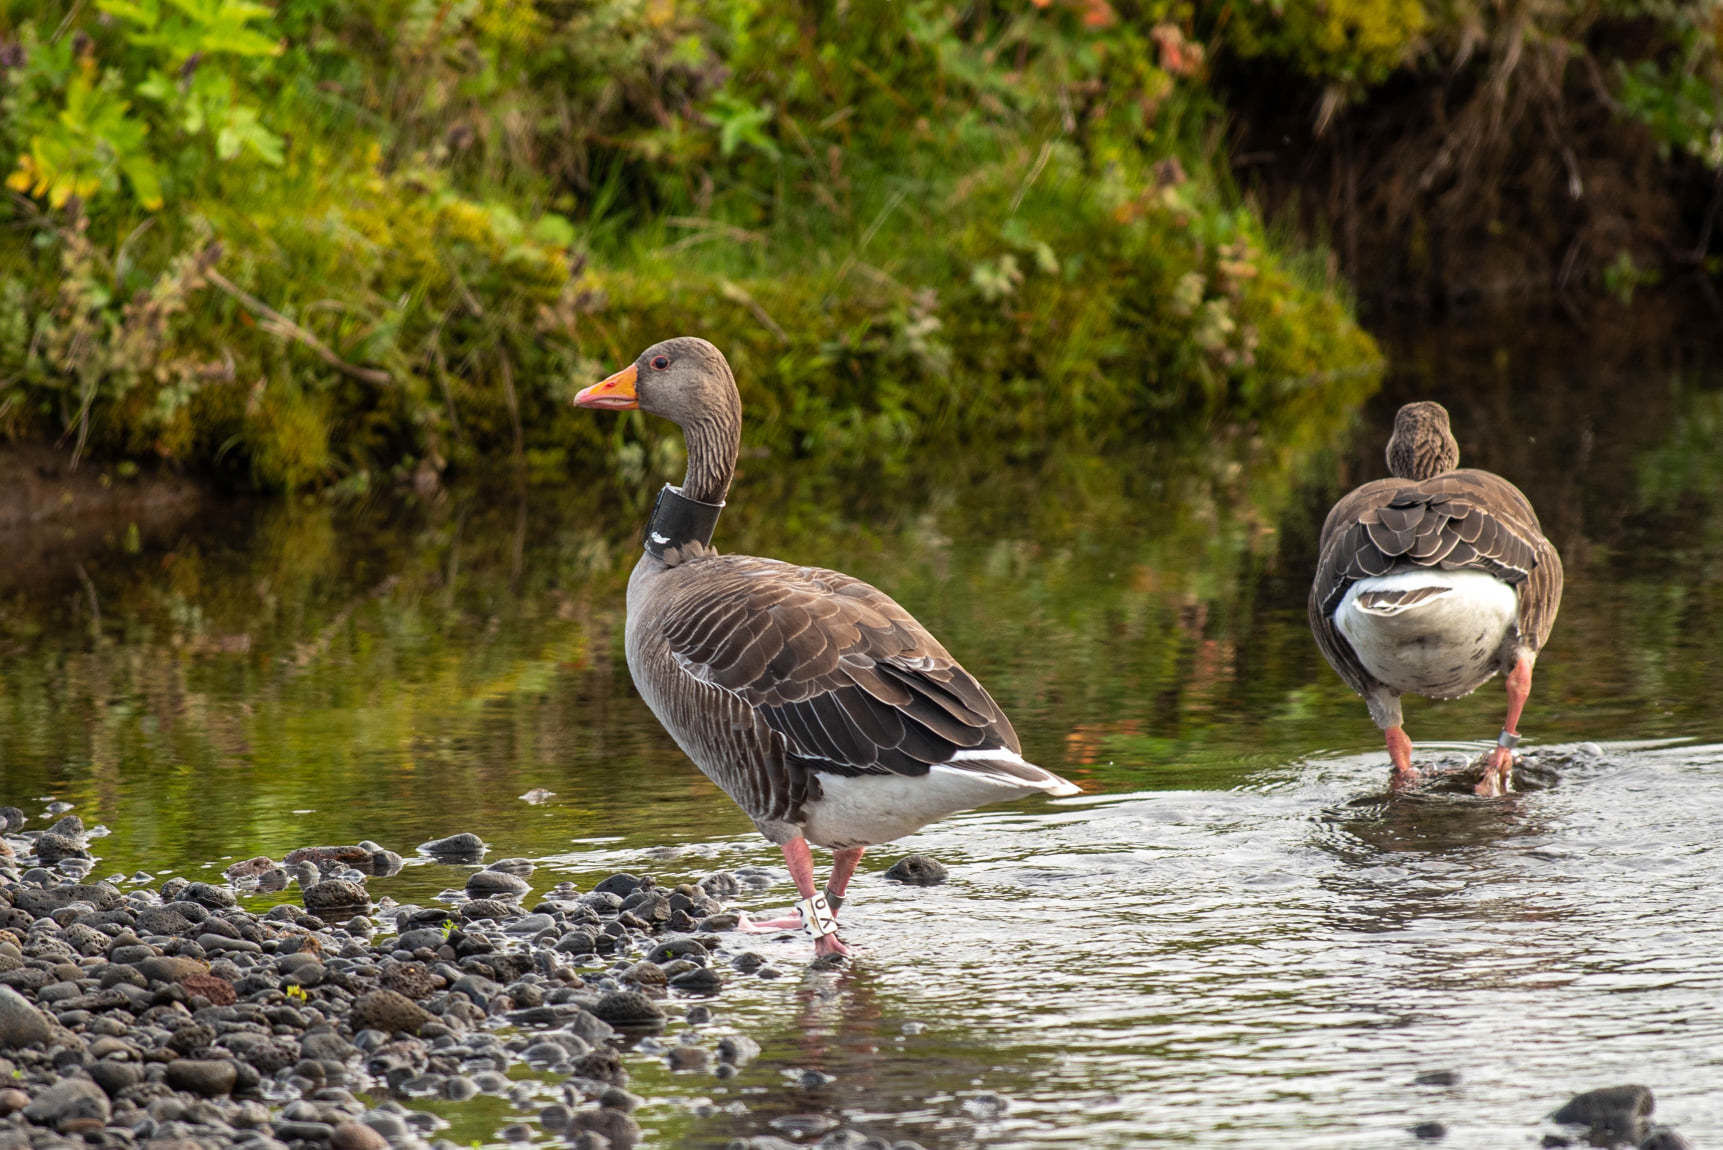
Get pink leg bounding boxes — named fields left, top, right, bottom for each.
left=1477, top=656, right=1534, bottom=797
left=1386, top=726, right=1417, bottom=791
left=825, top=846, right=865, bottom=909
left=737, top=838, right=850, bottom=956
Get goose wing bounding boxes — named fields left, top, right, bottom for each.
left=658, top=556, right=1024, bottom=779
left=1309, top=469, right=1563, bottom=694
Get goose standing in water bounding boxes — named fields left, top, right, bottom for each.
left=575, top=337, right=1079, bottom=956
left=1309, top=402, right=1563, bottom=796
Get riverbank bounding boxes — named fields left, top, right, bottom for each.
left=0, top=805, right=856, bottom=1150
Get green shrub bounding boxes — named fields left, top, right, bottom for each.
left=0, top=0, right=1382, bottom=490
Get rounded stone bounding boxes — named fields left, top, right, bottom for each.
left=303, top=880, right=370, bottom=915
left=0, top=985, right=52, bottom=1048
left=330, top=1120, right=390, bottom=1150
left=668, top=967, right=723, bottom=994
left=418, top=833, right=485, bottom=862
left=590, top=991, right=664, bottom=1028
left=465, top=871, right=530, bottom=900
left=883, top=854, right=949, bottom=886
left=164, top=1058, right=238, bottom=1097
left=351, top=989, right=433, bottom=1036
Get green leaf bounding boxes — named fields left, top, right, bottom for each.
left=95, top=0, right=162, bottom=29
left=120, top=154, right=164, bottom=209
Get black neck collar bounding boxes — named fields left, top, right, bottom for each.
left=644, top=484, right=724, bottom=560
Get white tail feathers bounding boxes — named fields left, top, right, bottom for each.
left=946, top=748, right=1081, bottom=796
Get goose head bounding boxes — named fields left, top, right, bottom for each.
left=1386, top=401, right=1460, bottom=481
left=574, top=336, right=738, bottom=425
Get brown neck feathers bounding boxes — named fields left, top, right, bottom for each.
left=679, top=401, right=740, bottom=506
left=1386, top=401, right=1460, bottom=480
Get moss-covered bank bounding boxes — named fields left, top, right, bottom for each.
left=0, top=1, right=1381, bottom=491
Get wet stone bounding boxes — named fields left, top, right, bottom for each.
left=882, top=854, right=948, bottom=886
left=460, top=898, right=521, bottom=921
left=668, top=967, right=722, bottom=994
left=182, top=883, right=238, bottom=910
left=417, top=834, right=485, bottom=863
left=592, top=874, right=650, bottom=900
left=302, top=880, right=369, bottom=916
left=591, top=990, right=664, bottom=1029
left=667, top=1046, right=708, bottom=1072
left=464, top=871, right=530, bottom=900
left=33, top=835, right=87, bottom=865
left=1550, top=1085, right=1654, bottom=1144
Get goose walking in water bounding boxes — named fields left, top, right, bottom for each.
left=575, top=337, right=1079, bottom=956
left=1309, top=402, right=1563, bottom=796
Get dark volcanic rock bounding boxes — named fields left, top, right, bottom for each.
left=418, top=833, right=485, bottom=862
left=182, top=882, right=238, bottom=909
left=1551, top=1085, right=1654, bottom=1144
left=593, top=873, right=650, bottom=899
left=465, top=870, right=530, bottom=900
left=164, top=1058, right=239, bottom=1097
left=33, top=833, right=87, bottom=864
left=180, top=972, right=237, bottom=1004
left=12, top=882, right=120, bottom=916
left=883, top=853, right=949, bottom=886
left=302, top=879, right=369, bottom=915
left=22, top=1077, right=110, bottom=1127
left=591, top=991, right=664, bottom=1028
left=0, top=828, right=754, bottom=1150
left=668, top=967, right=722, bottom=994
left=351, top=989, right=433, bottom=1036
left=0, top=985, right=52, bottom=1048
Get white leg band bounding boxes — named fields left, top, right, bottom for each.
left=795, top=893, right=841, bottom=939
left=1497, top=729, right=1521, bottom=750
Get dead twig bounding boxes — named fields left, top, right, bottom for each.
left=206, top=269, right=391, bottom=386
left=719, top=280, right=788, bottom=344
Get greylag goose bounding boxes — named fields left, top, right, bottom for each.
left=1309, top=401, right=1563, bottom=796
left=574, top=337, right=1080, bottom=956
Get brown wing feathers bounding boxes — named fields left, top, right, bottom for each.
left=1310, top=467, right=1563, bottom=697
left=1315, top=472, right=1546, bottom=618
left=662, top=558, right=1019, bottom=778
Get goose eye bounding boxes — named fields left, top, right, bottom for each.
left=650, top=355, right=671, bottom=371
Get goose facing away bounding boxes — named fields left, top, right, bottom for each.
left=1309, top=401, right=1563, bottom=796
left=574, top=337, right=1079, bottom=956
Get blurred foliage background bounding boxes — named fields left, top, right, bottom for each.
left=2, top=0, right=1712, bottom=493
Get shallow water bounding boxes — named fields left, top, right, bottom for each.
left=3, top=307, right=1723, bottom=1146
